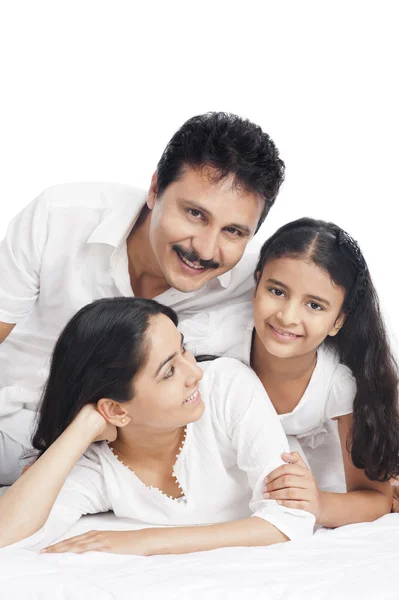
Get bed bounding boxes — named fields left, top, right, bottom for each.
left=1, top=512, right=398, bottom=599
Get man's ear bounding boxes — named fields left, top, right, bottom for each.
left=96, top=398, right=131, bottom=427
left=328, top=312, right=347, bottom=337
left=147, top=171, right=158, bottom=210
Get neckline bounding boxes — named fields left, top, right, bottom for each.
left=106, top=425, right=189, bottom=503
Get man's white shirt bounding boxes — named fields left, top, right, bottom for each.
left=0, top=182, right=258, bottom=446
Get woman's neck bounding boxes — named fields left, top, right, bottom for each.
left=251, top=330, right=317, bottom=382
left=110, top=425, right=186, bottom=465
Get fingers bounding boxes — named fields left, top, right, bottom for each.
left=42, top=531, right=105, bottom=554
left=265, top=463, right=308, bottom=485
left=264, top=486, right=313, bottom=502
left=264, top=474, right=312, bottom=494
left=281, top=451, right=307, bottom=467
left=274, top=500, right=311, bottom=511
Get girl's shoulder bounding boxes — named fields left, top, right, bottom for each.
left=319, top=346, right=357, bottom=420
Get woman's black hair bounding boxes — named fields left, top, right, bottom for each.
left=31, top=297, right=178, bottom=457
left=255, top=217, right=399, bottom=481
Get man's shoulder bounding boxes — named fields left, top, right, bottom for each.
left=40, top=182, right=146, bottom=211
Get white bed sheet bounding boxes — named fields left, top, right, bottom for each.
left=1, top=512, right=398, bottom=600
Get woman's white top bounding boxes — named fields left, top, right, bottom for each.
left=181, top=305, right=357, bottom=492
left=10, top=358, right=315, bottom=551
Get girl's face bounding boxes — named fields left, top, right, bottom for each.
left=123, top=314, right=205, bottom=430
left=253, top=257, right=346, bottom=360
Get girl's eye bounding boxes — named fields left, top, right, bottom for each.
left=164, top=365, right=175, bottom=379
left=307, top=302, right=323, bottom=311
left=269, top=287, right=285, bottom=297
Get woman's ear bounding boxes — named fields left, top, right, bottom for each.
left=96, top=398, right=131, bottom=427
left=328, top=312, right=347, bottom=337
left=147, top=171, right=158, bottom=210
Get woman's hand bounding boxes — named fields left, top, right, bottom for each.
left=75, top=403, right=117, bottom=443
left=42, top=529, right=151, bottom=555
left=264, top=452, right=323, bottom=521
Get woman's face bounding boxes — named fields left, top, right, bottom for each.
left=124, top=313, right=205, bottom=430
left=253, top=257, right=346, bottom=360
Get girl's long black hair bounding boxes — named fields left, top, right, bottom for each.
left=255, top=217, right=399, bottom=481
left=31, top=297, right=178, bottom=457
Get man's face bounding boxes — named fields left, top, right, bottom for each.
left=147, top=166, right=264, bottom=293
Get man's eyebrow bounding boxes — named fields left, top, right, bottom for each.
left=154, top=333, right=184, bottom=377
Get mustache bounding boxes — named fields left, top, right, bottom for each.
left=172, top=244, right=220, bottom=270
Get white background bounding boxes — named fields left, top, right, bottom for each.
left=1, top=1, right=398, bottom=350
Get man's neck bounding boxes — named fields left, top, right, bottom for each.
left=126, top=207, right=171, bottom=299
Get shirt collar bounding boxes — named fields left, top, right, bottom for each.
left=87, top=188, right=233, bottom=290
left=87, top=188, right=147, bottom=248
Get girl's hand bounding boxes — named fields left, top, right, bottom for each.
left=41, top=529, right=151, bottom=555
left=264, top=452, right=323, bottom=521
left=75, top=404, right=118, bottom=443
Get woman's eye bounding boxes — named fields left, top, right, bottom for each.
left=269, top=287, right=285, bottom=297
left=308, top=302, right=323, bottom=311
left=164, top=366, right=175, bottom=379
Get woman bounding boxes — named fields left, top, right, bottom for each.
left=0, top=297, right=314, bottom=554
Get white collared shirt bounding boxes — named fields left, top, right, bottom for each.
left=7, top=358, right=314, bottom=551
left=0, top=183, right=258, bottom=446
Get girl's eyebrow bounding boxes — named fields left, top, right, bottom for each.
left=154, top=333, right=185, bottom=377
left=267, top=278, right=331, bottom=306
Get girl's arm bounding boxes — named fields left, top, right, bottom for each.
left=264, top=414, right=392, bottom=527
left=0, top=405, right=111, bottom=547
left=318, top=414, right=392, bottom=527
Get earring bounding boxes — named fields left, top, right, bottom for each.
left=121, top=417, right=127, bottom=424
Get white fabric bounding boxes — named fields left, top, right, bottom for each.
left=181, top=305, right=357, bottom=491
left=0, top=511, right=398, bottom=599
left=4, top=358, right=315, bottom=551
left=0, top=183, right=259, bottom=448
left=0, top=432, right=26, bottom=485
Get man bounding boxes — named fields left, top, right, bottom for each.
left=0, top=112, right=285, bottom=484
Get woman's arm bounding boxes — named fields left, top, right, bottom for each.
left=0, top=405, right=110, bottom=547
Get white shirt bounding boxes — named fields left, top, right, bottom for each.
left=181, top=304, right=357, bottom=492
left=9, top=358, right=315, bottom=551
left=0, top=183, right=258, bottom=446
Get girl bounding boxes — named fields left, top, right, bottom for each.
left=182, top=217, right=399, bottom=526
left=0, top=297, right=314, bottom=554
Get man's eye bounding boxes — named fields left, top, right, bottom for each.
left=225, top=227, right=241, bottom=236
left=187, top=209, right=203, bottom=219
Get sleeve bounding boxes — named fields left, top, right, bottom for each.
left=7, top=448, right=110, bottom=551
left=325, top=364, right=357, bottom=420
left=0, top=191, right=50, bottom=323
left=207, top=358, right=315, bottom=541
left=179, top=302, right=253, bottom=362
